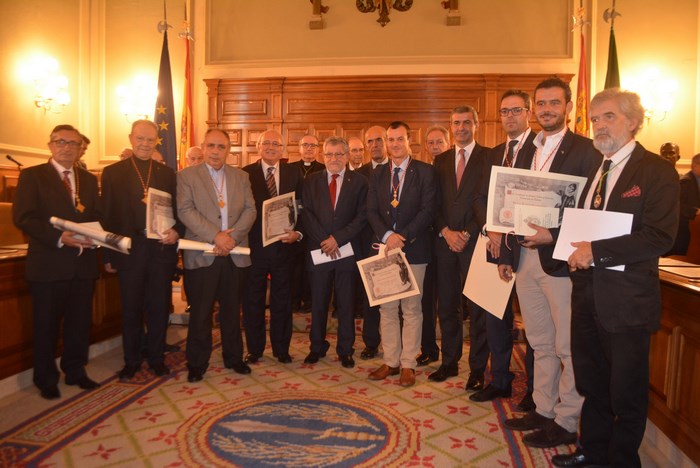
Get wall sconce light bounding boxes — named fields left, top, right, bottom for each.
left=117, top=75, right=157, bottom=123
left=625, top=68, right=678, bottom=123
left=19, top=56, right=70, bottom=113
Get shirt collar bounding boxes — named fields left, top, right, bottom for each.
left=50, top=158, right=72, bottom=174
left=533, top=127, right=566, bottom=150
left=455, top=140, right=476, bottom=156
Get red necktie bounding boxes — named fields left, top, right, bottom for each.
left=62, top=170, right=73, bottom=199
left=456, top=149, right=466, bottom=188
left=329, top=174, right=339, bottom=210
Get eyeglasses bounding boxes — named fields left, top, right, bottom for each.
left=300, top=143, right=319, bottom=149
left=50, top=139, right=82, bottom=148
left=260, top=141, right=282, bottom=148
left=499, top=107, right=528, bottom=117
left=323, top=152, right=346, bottom=159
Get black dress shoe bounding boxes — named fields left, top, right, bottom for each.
left=504, top=410, right=553, bottom=431
left=150, top=363, right=170, bottom=376
left=551, top=449, right=604, bottom=467
left=39, top=386, right=61, bottom=400
left=118, top=365, right=139, bottom=381
left=275, top=353, right=293, bottom=364
left=164, top=343, right=181, bottom=353
left=428, top=365, right=458, bottom=382
left=465, top=371, right=485, bottom=391
left=523, top=420, right=577, bottom=448
left=360, top=347, right=378, bottom=360
left=244, top=353, right=261, bottom=364
left=304, top=351, right=322, bottom=364
left=340, top=355, right=355, bottom=369
left=227, top=361, right=252, bottom=375
left=187, top=369, right=204, bottom=383
left=469, top=383, right=512, bottom=402
left=66, top=376, right=100, bottom=390
left=515, top=392, right=536, bottom=412
left=416, top=353, right=438, bottom=367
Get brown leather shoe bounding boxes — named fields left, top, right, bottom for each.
left=368, top=364, right=400, bottom=380
left=399, top=368, right=415, bottom=387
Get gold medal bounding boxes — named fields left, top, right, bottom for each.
left=219, top=198, right=225, bottom=208
left=391, top=198, right=399, bottom=208
left=76, top=201, right=85, bottom=213
left=593, top=193, right=602, bottom=209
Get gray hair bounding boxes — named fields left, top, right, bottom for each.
left=323, top=136, right=349, bottom=154
left=590, top=88, right=645, bottom=136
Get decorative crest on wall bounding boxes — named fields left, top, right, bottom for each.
left=356, top=0, right=413, bottom=27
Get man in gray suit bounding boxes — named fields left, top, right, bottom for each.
left=177, top=128, right=257, bottom=382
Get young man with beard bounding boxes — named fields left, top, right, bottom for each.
left=499, top=78, right=601, bottom=449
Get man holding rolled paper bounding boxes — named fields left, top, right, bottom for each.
left=13, top=124, right=101, bottom=399
left=177, top=128, right=257, bottom=382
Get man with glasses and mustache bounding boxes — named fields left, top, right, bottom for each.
left=472, top=90, right=537, bottom=409
left=13, top=124, right=102, bottom=399
left=301, top=136, right=368, bottom=368
left=553, top=89, right=679, bottom=468
left=242, top=130, right=304, bottom=365
left=498, top=78, right=601, bottom=449
left=101, top=120, right=183, bottom=381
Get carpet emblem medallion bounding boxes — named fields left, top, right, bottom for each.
left=177, top=391, right=419, bottom=467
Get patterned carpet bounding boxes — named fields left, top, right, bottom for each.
left=0, top=315, right=574, bottom=467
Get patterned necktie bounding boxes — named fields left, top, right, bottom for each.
left=266, top=167, right=277, bottom=197
left=62, top=170, right=73, bottom=199
left=390, top=167, right=401, bottom=225
left=505, top=140, right=518, bottom=167
left=591, top=159, right=612, bottom=210
left=329, top=174, right=339, bottom=210
left=456, top=149, right=466, bottom=188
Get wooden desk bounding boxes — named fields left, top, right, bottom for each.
left=0, top=250, right=122, bottom=380
left=650, top=269, right=700, bottom=464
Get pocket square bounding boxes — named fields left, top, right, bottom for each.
left=621, top=185, right=641, bottom=198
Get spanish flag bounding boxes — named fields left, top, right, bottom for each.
left=574, top=31, right=588, bottom=136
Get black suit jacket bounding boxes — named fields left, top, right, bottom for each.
left=500, top=130, right=602, bottom=276
left=366, top=158, right=436, bottom=264
left=13, top=162, right=101, bottom=281
left=434, top=144, right=490, bottom=240
left=355, top=162, right=386, bottom=258
left=302, top=169, right=368, bottom=264
left=671, top=170, right=700, bottom=254
left=288, top=160, right=325, bottom=179
left=243, top=160, right=304, bottom=260
left=100, top=157, right=183, bottom=270
left=474, top=131, right=537, bottom=228
left=575, top=143, right=679, bottom=333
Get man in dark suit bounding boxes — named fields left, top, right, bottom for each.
left=430, top=106, right=490, bottom=388
left=101, top=120, right=183, bottom=381
left=242, top=130, right=304, bottom=364
left=471, top=90, right=537, bottom=406
left=288, top=134, right=324, bottom=313
left=366, top=121, right=436, bottom=387
left=356, top=125, right=390, bottom=360
left=13, top=124, right=101, bottom=399
left=499, top=78, right=601, bottom=449
left=554, top=89, right=680, bottom=468
left=669, top=153, right=700, bottom=255
left=177, top=129, right=257, bottom=382
left=416, top=125, right=450, bottom=367
left=302, top=136, right=368, bottom=368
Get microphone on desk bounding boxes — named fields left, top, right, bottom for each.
left=6, top=154, right=23, bottom=169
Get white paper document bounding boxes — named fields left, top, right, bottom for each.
left=177, top=238, right=251, bottom=256
left=146, top=187, right=176, bottom=239
left=50, top=217, right=131, bottom=254
left=310, top=243, right=354, bottom=265
left=356, top=248, right=420, bottom=307
left=487, top=166, right=587, bottom=234
left=553, top=208, right=633, bottom=272
left=262, top=192, right=298, bottom=247
left=463, top=234, right=515, bottom=319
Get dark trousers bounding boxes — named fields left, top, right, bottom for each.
left=242, top=253, right=292, bottom=357
left=485, top=294, right=514, bottom=389
left=186, top=257, right=243, bottom=372
left=118, top=239, right=175, bottom=368
left=309, top=258, right=356, bottom=357
left=420, top=258, right=439, bottom=358
left=571, top=271, right=650, bottom=468
left=29, top=278, right=94, bottom=389
left=436, top=239, right=488, bottom=370
left=290, top=241, right=312, bottom=308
